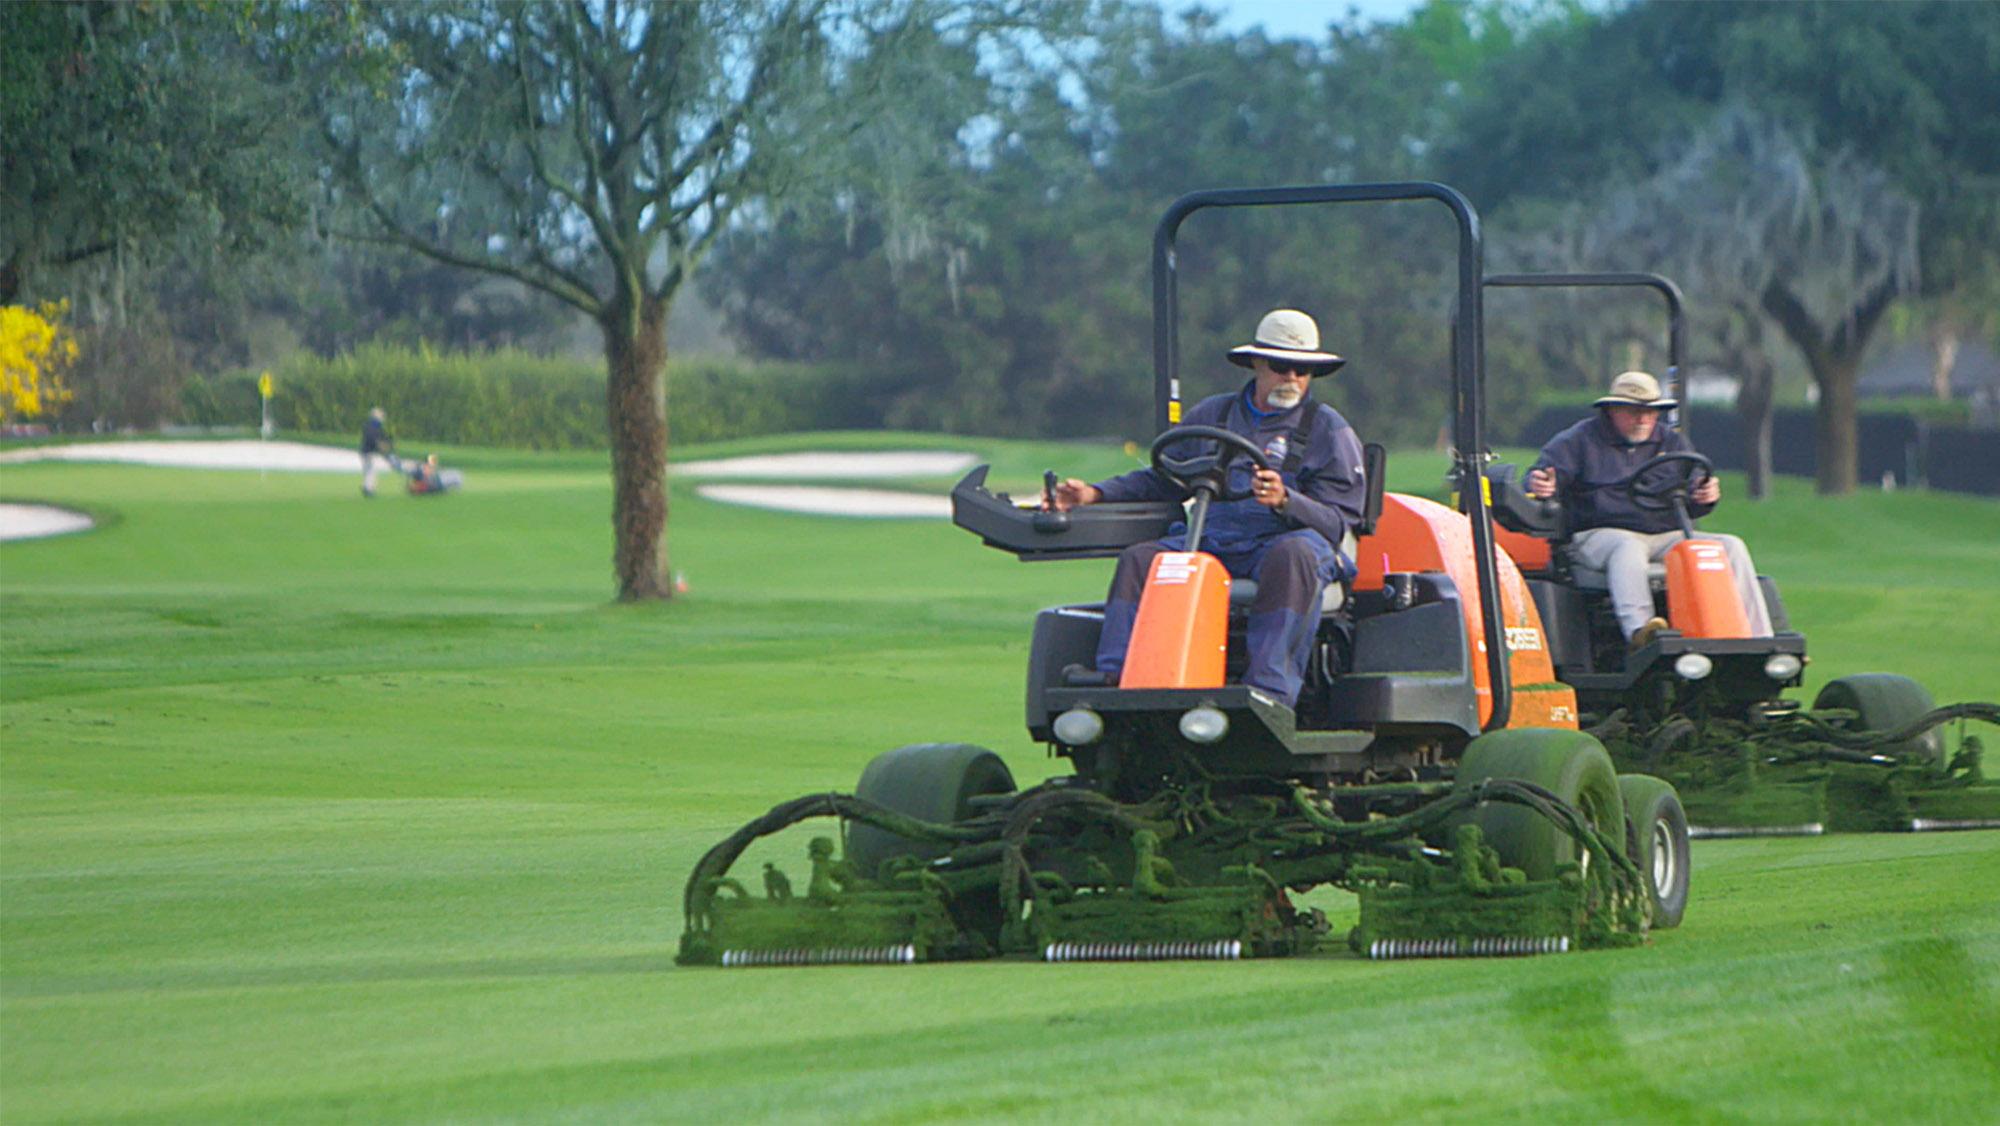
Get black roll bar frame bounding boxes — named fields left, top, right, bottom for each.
left=1483, top=271, right=1687, bottom=432
left=1151, top=182, right=1511, bottom=731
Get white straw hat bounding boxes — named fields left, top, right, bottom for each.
left=1227, top=309, right=1346, bottom=374
left=1593, top=370, right=1676, bottom=409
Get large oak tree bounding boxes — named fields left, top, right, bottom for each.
left=321, top=0, right=1045, bottom=600
left=1443, top=0, right=2000, bottom=494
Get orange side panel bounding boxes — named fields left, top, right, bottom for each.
left=1491, top=524, right=1553, bottom=573
left=1510, top=684, right=1581, bottom=730
left=1664, top=539, right=1752, bottom=639
left=1120, top=551, right=1231, bottom=689
left=1354, top=494, right=1576, bottom=730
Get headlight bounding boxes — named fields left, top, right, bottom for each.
left=1674, top=653, right=1714, bottom=681
left=1052, top=708, right=1103, bottom=746
left=1764, top=654, right=1803, bottom=681
left=1179, top=706, right=1229, bottom=744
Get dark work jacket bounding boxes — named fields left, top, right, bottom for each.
left=1092, top=383, right=1366, bottom=564
left=1531, top=412, right=1716, bottom=535
left=360, top=417, right=389, bottom=455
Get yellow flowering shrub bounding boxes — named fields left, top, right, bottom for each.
left=0, top=302, right=79, bottom=422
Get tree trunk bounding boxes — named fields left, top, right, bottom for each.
left=1812, top=358, right=1859, bottom=496
left=1761, top=279, right=1898, bottom=497
left=602, top=293, right=672, bottom=601
left=1930, top=326, right=1959, bottom=401
left=1736, top=362, right=1776, bottom=500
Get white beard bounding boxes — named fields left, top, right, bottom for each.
left=1266, top=384, right=1304, bottom=410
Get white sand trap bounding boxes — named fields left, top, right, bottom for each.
left=0, top=442, right=974, bottom=480
left=0, top=503, right=95, bottom=542
left=697, top=483, right=951, bottom=518
left=678, top=450, right=976, bottom=479
left=0, top=440, right=357, bottom=473
left=0, top=441, right=973, bottom=519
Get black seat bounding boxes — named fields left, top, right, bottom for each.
left=1484, top=462, right=1564, bottom=539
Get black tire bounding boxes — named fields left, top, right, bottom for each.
left=1618, top=774, right=1690, bottom=929
left=1813, top=673, right=1944, bottom=774
left=1453, top=729, right=1627, bottom=881
left=847, top=743, right=1016, bottom=876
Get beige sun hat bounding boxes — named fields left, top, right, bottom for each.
left=1593, top=370, right=1677, bottom=410
left=1227, top=309, right=1346, bottom=374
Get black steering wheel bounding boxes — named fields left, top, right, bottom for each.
left=1616, top=451, right=1713, bottom=512
left=1149, top=425, right=1270, bottom=501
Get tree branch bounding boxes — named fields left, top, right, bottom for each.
left=1758, top=280, right=1831, bottom=376
left=337, top=200, right=603, bottom=318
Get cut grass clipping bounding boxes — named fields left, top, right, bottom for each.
left=3, top=432, right=1997, bottom=1121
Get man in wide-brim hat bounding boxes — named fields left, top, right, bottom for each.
left=1527, top=370, right=1772, bottom=649
left=1049, top=308, right=1368, bottom=709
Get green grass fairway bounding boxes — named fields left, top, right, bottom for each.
left=4, top=434, right=1998, bottom=1121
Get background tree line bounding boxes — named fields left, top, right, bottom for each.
left=5, top=0, right=1997, bottom=596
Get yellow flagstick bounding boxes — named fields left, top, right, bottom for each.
left=257, top=371, right=274, bottom=482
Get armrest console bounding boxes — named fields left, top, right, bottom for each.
left=951, top=466, right=1181, bottom=561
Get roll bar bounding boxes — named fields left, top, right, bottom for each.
left=1483, top=271, right=1687, bottom=431
left=1151, top=182, right=1511, bottom=731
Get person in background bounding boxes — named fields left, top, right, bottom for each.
left=1527, top=370, right=1773, bottom=650
left=1049, top=308, right=1367, bottom=710
left=360, top=407, right=394, bottom=498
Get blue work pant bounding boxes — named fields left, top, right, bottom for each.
left=1095, top=529, right=1340, bottom=708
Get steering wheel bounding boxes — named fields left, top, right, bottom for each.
left=1149, top=425, right=1270, bottom=501
left=1616, top=451, right=1713, bottom=512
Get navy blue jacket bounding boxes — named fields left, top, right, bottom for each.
left=1093, top=383, right=1366, bottom=563
left=360, top=417, right=390, bottom=455
left=1532, top=411, right=1716, bottom=535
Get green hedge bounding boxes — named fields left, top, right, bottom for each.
left=180, top=345, right=906, bottom=449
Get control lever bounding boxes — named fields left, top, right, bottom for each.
left=1032, top=469, right=1070, bottom=532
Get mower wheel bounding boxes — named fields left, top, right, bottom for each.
left=1454, top=729, right=1627, bottom=881
left=1618, top=774, right=1690, bottom=929
left=1812, top=674, right=1945, bottom=774
left=847, top=743, right=1016, bottom=877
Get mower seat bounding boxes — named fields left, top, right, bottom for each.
left=1226, top=530, right=1358, bottom=614
left=1229, top=578, right=1346, bottom=614
left=1568, top=560, right=1667, bottom=591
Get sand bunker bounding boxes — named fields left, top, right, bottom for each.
left=0, top=440, right=358, bottom=473
left=0, top=503, right=95, bottom=542
left=0, top=442, right=976, bottom=481
left=677, top=451, right=977, bottom=479
left=0, top=440, right=981, bottom=520
left=696, top=484, right=952, bottom=518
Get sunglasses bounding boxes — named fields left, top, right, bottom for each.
left=1264, top=360, right=1322, bottom=377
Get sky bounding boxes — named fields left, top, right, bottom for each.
left=1203, top=0, right=1427, bottom=39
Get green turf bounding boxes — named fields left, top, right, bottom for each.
left=3, top=434, right=1998, bottom=1121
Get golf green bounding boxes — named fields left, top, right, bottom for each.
left=3, top=434, right=1996, bottom=1121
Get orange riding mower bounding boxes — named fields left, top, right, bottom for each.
left=680, top=182, right=1686, bottom=970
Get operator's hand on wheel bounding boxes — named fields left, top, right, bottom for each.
left=1050, top=478, right=1100, bottom=512
left=1252, top=467, right=1287, bottom=509
left=1526, top=467, right=1557, bottom=499
left=1692, top=476, right=1721, bottom=505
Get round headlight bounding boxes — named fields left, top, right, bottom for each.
left=1673, top=652, right=1714, bottom=681
left=1179, top=706, right=1230, bottom=744
left=1763, top=654, right=1803, bottom=681
left=1052, top=707, right=1103, bottom=746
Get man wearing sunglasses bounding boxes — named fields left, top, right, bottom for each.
left=1049, top=308, right=1368, bottom=709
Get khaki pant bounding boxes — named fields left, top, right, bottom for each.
left=361, top=451, right=390, bottom=496
left=1570, top=527, right=1774, bottom=639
